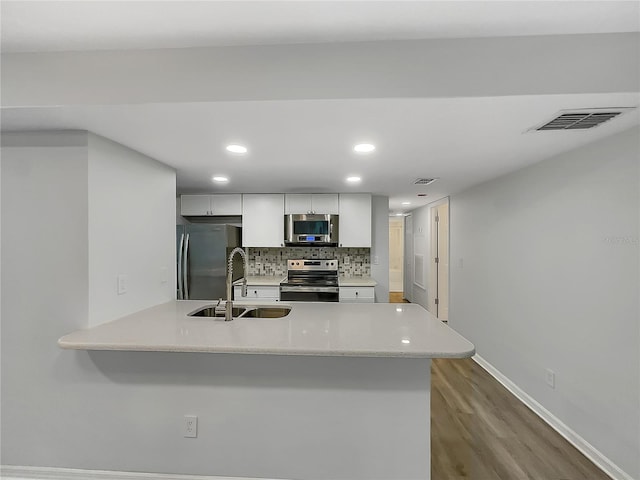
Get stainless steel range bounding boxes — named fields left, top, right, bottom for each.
left=280, top=259, right=339, bottom=302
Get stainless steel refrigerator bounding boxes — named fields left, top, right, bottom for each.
left=176, top=224, right=242, bottom=300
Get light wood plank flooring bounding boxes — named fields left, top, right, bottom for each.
left=388, top=292, right=408, bottom=303
left=387, top=295, right=608, bottom=479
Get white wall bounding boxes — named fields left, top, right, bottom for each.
left=449, top=127, right=639, bottom=479
left=88, top=134, right=176, bottom=326
left=1, top=133, right=90, bottom=467
left=3, top=33, right=638, bottom=107
left=371, top=195, right=390, bottom=302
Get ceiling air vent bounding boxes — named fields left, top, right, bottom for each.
left=532, top=108, right=634, bottom=131
left=414, top=178, right=438, bottom=185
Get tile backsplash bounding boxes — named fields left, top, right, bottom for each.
left=248, top=247, right=370, bottom=277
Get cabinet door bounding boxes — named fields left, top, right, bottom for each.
left=338, top=194, right=372, bottom=247
left=242, top=194, right=285, bottom=247
left=180, top=195, right=212, bottom=216
left=311, top=194, right=339, bottom=214
left=212, top=194, right=242, bottom=215
left=284, top=194, right=313, bottom=214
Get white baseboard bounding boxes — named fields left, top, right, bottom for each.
left=472, top=354, right=634, bottom=480
left=0, top=466, right=287, bottom=480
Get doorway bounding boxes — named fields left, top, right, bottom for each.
left=428, top=202, right=449, bottom=320
left=389, top=216, right=404, bottom=295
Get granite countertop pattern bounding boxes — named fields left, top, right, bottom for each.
left=233, top=276, right=377, bottom=287
left=58, top=301, right=474, bottom=359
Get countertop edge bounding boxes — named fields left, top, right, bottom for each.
left=58, top=338, right=475, bottom=359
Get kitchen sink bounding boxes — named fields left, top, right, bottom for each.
left=239, top=306, right=291, bottom=318
left=188, top=306, right=248, bottom=318
left=187, top=305, right=291, bottom=319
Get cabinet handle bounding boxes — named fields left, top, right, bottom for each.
left=355, top=291, right=359, bottom=296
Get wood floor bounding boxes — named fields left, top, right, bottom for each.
left=388, top=292, right=408, bottom=303
left=430, top=358, right=610, bottom=479
left=387, top=295, right=608, bottom=479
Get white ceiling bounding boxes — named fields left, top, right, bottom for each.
left=1, top=1, right=639, bottom=213
left=4, top=94, right=638, bottom=211
left=2, top=1, right=639, bottom=53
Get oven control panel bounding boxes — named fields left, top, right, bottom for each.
left=287, top=259, right=338, bottom=271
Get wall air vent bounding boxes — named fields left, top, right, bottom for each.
left=532, top=108, right=634, bottom=131
left=414, top=178, right=438, bottom=185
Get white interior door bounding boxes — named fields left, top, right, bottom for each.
left=403, top=214, right=413, bottom=302
left=428, top=202, right=449, bottom=320
left=436, top=203, right=449, bottom=320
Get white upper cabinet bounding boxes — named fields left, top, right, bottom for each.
left=284, top=194, right=339, bottom=214
left=180, top=195, right=211, bottom=216
left=212, top=194, right=243, bottom=215
left=180, top=194, right=242, bottom=216
left=338, top=194, right=372, bottom=247
left=242, top=194, right=285, bottom=247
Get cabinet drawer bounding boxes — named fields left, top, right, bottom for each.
left=234, top=285, right=280, bottom=300
left=339, top=287, right=375, bottom=302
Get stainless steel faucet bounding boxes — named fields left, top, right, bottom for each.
left=224, top=247, right=248, bottom=321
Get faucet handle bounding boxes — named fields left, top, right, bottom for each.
left=214, top=298, right=225, bottom=314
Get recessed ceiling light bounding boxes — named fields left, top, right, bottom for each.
left=226, top=144, right=248, bottom=154
left=395, top=213, right=404, bottom=216
left=401, top=339, right=411, bottom=344
left=212, top=176, right=229, bottom=183
left=346, top=176, right=361, bottom=183
left=401, top=202, right=411, bottom=205
left=353, top=143, right=375, bottom=153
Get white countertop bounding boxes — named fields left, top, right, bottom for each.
left=339, top=276, right=377, bottom=287
left=234, top=276, right=377, bottom=287
left=58, top=301, right=474, bottom=358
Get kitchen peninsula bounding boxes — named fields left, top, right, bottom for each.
left=59, top=301, right=473, bottom=480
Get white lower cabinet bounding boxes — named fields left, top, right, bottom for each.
left=234, top=285, right=280, bottom=302
left=339, top=287, right=375, bottom=303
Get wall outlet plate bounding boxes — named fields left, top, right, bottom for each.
left=184, top=415, right=197, bottom=438
left=117, top=274, right=127, bottom=295
left=545, top=369, right=555, bottom=389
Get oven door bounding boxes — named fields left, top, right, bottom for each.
left=280, top=285, right=339, bottom=302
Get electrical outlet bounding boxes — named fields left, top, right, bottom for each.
left=160, top=267, right=168, bottom=284
left=117, top=274, right=127, bottom=295
left=373, top=255, right=380, bottom=265
left=344, top=256, right=350, bottom=265
left=184, top=415, right=197, bottom=438
left=545, top=369, right=555, bottom=389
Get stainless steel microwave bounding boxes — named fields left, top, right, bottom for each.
left=284, top=214, right=339, bottom=246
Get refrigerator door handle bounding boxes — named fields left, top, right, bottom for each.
left=183, top=233, right=190, bottom=300
left=177, top=233, right=185, bottom=299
